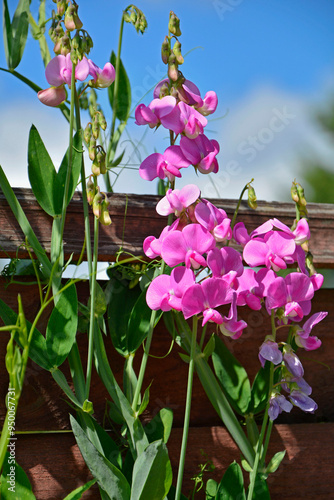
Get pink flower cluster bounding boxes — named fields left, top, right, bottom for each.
left=144, top=184, right=326, bottom=368
left=135, top=79, right=219, bottom=181
left=38, top=54, right=115, bottom=107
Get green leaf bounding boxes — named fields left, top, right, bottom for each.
left=205, top=478, right=218, bottom=500
left=167, top=486, right=188, bottom=500
left=2, top=0, right=12, bottom=68
left=248, top=362, right=271, bottom=414
left=28, top=1, right=51, bottom=68
left=130, top=440, right=173, bottom=500
left=136, top=383, right=151, bottom=416
left=0, top=298, right=52, bottom=370
left=127, top=290, right=162, bottom=353
left=52, top=368, right=83, bottom=408
left=88, top=282, right=107, bottom=319
left=70, top=415, right=131, bottom=500
left=248, top=475, right=270, bottom=499
left=108, top=51, right=131, bottom=122
left=10, top=0, right=29, bottom=69
left=144, top=408, right=173, bottom=444
left=28, top=125, right=58, bottom=217
left=216, top=462, right=246, bottom=500
left=1, top=454, right=36, bottom=499
left=203, top=334, right=215, bottom=361
left=54, top=130, right=83, bottom=213
left=265, top=450, right=286, bottom=475
left=46, top=283, right=78, bottom=368
left=212, top=335, right=251, bottom=415
left=107, top=279, right=141, bottom=356
left=63, top=479, right=97, bottom=500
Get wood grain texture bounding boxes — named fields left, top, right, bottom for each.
left=1, top=188, right=334, bottom=266
left=13, top=423, right=334, bottom=499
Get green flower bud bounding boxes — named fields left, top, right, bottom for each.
left=86, top=175, right=95, bottom=204
left=70, top=48, right=78, bottom=65
left=159, top=82, right=170, bottom=98
left=92, top=188, right=103, bottom=218
left=72, top=32, right=81, bottom=49
left=291, top=182, right=299, bottom=203
left=98, top=112, right=107, bottom=131
left=161, top=36, right=170, bottom=64
left=168, top=11, right=181, bottom=37
left=64, top=3, right=83, bottom=32
left=60, top=32, right=71, bottom=56
left=99, top=194, right=112, bottom=225
left=248, top=186, right=257, bottom=209
left=89, top=137, right=96, bottom=161
left=168, top=53, right=179, bottom=82
left=84, top=123, right=92, bottom=144
left=56, top=0, right=67, bottom=17
left=173, top=40, right=184, bottom=65
left=92, top=116, right=100, bottom=139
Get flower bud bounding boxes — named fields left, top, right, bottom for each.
left=56, top=0, right=67, bottom=17
left=70, top=48, right=79, bottom=65
left=173, top=40, right=184, bottom=65
left=161, top=36, right=170, bottom=64
left=159, top=82, right=170, bottom=98
left=84, top=123, right=92, bottom=144
left=64, top=3, right=83, bottom=32
left=60, top=32, right=71, bottom=56
left=247, top=185, right=257, bottom=209
left=291, top=182, right=299, bottom=203
left=168, top=53, right=179, bottom=82
left=92, top=115, right=100, bottom=139
left=92, top=149, right=106, bottom=176
left=99, top=194, right=112, bottom=226
left=92, top=188, right=103, bottom=218
left=98, top=112, right=107, bottom=131
left=89, top=136, right=96, bottom=161
left=168, top=11, right=181, bottom=37
left=86, top=175, right=95, bottom=204
left=72, top=32, right=81, bottom=50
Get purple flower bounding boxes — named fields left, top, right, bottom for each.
left=143, top=219, right=181, bottom=259
left=219, top=293, right=247, bottom=339
left=259, top=340, right=283, bottom=368
left=233, top=222, right=251, bottom=246
left=45, top=54, right=90, bottom=87
left=295, top=311, right=327, bottom=351
left=161, top=223, right=215, bottom=269
left=180, top=134, right=219, bottom=174
left=194, top=200, right=231, bottom=241
left=207, top=247, right=243, bottom=285
left=139, top=145, right=190, bottom=181
left=162, top=102, right=208, bottom=139
left=182, top=277, right=234, bottom=325
left=156, top=184, right=200, bottom=216
left=146, top=267, right=195, bottom=312
left=265, top=272, right=314, bottom=321
left=197, top=91, right=218, bottom=116
left=135, top=96, right=177, bottom=128
left=289, top=391, right=318, bottom=413
left=283, top=349, right=304, bottom=378
left=268, top=394, right=293, bottom=421
left=243, top=231, right=296, bottom=271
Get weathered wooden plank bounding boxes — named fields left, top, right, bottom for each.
left=1, top=188, right=334, bottom=266
left=1, top=278, right=332, bottom=431
left=11, top=423, right=334, bottom=499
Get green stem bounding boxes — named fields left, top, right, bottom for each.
left=85, top=215, right=99, bottom=400
left=105, top=12, right=125, bottom=193
left=175, top=316, right=198, bottom=500
left=247, top=310, right=276, bottom=499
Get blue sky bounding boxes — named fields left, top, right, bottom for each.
left=1, top=0, right=334, bottom=201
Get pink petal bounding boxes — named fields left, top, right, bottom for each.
left=146, top=275, right=171, bottom=310
left=139, top=153, right=163, bottom=181
left=182, top=284, right=205, bottom=319
left=37, top=86, right=67, bottom=107
left=45, top=55, right=67, bottom=86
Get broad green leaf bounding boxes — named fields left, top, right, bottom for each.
left=2, top=0, right=12, bottom=68
left=10, top=0, right=29, bottom=69
left=1, top=454, right=36, bottom=499
left=0, top=298, right=51, bottom=370
left=52, top=368, right=83, bottom=408
left=130, top=440, right=173, bottom=500
left=127, top=290, right=163, bottom=353
left=54, top=130, right=83, bottom=213
left=46, top=283, right=78, bottom=368
left=248, top=475, right=270, bottom=499
left=63, top=479, right=97, bottom=500
left=28, top=125, right=58, bottom=217
left=70, top=415, right=131, bottom=500
left=265, top=450, right=286, bottom=475
left=107, top=279, right=141, bottom=356
left=212, top=335, right=251, bottom=415
left=205, top=478, right=218, bottom=500
left=136, top=383, right=151, bottom=416
left=144, top=408, right=173, bottom=444
left=247, top=362, right=271, bottom=415
left=217, top=462, right=246, bottom=500
left=108, top=51, right=131, bottom=122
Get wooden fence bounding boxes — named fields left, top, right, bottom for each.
left=0, top=188, right=333, bottom=499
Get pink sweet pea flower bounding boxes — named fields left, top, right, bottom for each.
left=88, top=60, right=115, bottom=88
left=37, top=86, right=67, bottom=107
left=294, top=311, right=327, bottom=350
left=233, top=222, right=251, bottom=246
left=182, top=277, right=234, bottom=325
left=45, top=54, right=90, bottom=86
left=161, top=223, right=215, bottom=269
left=251, top=217, right=310, bottom=246
left=156, top=184, right=200, bottom=216
left=143, top=219, right=181, bottom=259
left=243, top=231, right=296, bottom=271
left=266, top=272, right=315, bottom=321
left=207, top=247, right=243, bottom=286
left=162, top=102, right=207, bottom=139
left=219, top=292, right=247, bottom=339
left=146, top=267, right=195, bottom=312
left=135, top=96, right=177, bottom=128
left=139, top=145, right=190, bottom=181
left=180, top=134, right=219, bottom=174
left=154, top=79, right=203, bottom=108
left=197, top=91, right=218, bottom=116
left=195, top=199, right=231, bottom=240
